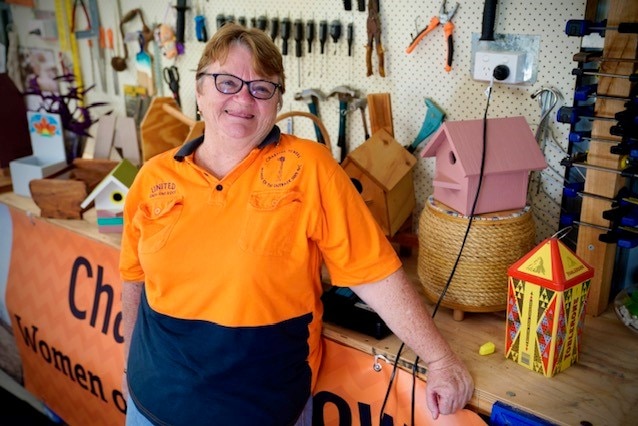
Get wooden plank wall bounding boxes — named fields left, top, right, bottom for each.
left=576, top=0, right=638, bottom=316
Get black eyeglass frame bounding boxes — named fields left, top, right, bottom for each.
left=196, top=72, right=282, bottom=100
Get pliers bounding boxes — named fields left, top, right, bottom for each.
left=405, top=0, right=459, bottom=72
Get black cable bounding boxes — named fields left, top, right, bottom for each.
left=378, top=342, right=404, bottom=425
left=382, top=84, right=494, bottom=426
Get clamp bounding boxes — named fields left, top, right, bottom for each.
left=406, top=0, right=459, bottom=72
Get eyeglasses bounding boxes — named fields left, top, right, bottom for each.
left=197, top=73, right=281, bottom=100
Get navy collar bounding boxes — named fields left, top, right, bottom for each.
left=174, top=125, right=281, bottom=162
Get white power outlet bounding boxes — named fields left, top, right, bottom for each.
left=473, top=51, right=527, bottom=84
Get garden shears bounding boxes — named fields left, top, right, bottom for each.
left=406, top=0, right=459, bottom=72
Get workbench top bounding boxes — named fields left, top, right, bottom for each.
left=1, top=191, right=637, bottom=425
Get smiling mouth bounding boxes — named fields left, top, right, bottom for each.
left=225, top=109, right=254, bottom=119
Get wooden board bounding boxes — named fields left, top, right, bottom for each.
left=367, top=93, right=394, bottom=137
left=576, top=0, right=638, bottom=316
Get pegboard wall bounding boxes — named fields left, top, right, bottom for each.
left=9, top=0, right=588, bottom=242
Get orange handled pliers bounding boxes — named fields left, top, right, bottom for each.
left=406, top=0, right=459, bottom=72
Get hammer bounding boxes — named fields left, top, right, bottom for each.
left=349, top=97, right=370, bottom=140
left=294, top=89, right=326, bottom=144
left=329, top=85, right=357, bottom=162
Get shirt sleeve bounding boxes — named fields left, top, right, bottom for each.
left=119, top=169, right=145, bottom=282
left=314, top=163, right=402, bottom=286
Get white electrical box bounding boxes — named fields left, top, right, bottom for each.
left=473, top=51, right=527, bottom=84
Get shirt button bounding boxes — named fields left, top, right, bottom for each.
left=154, top=208, right=161, bottom=214
left=215, top=184, right=223, bottom=191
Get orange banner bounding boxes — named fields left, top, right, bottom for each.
left=315, top=339, right=485, bottom=426
left=1, top=204, right=485, bottom=425
left=4, top=206, right=125, bottom=425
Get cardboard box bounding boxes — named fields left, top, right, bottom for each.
left=505, top=237, right=594, bottom=377
left=9, top=112, right=67, bottom=197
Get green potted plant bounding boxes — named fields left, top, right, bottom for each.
left=22, top=73, right=108, bottom=164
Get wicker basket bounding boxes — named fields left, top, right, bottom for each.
left=418, top=196, right=536, bottom=315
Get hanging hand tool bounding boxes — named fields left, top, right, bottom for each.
left=408, top=98, right=445, bottom=152
left=294, top=88, right=326, bottom=144
left=366, top=0, right=385, bottom=76
left=306, top=19, right=316, bottom=53
left=294, top=18, right=304, bottom=86
left=561, top=152, right=638, bottom=178
left=329, top=85, right=357, bottom=163
left=573, top=83, right=638, bottom=103
left=319, top=20, right=329, bottom=54
left=330, top=19, right=342, bottom=54
left=406, top=0, right=459, bottom=72
left=349, top=97, right=370, bottom=140
left=217, top=14, right=226, bottom=30
left=270, top=16, right=280, bottom=41
left=112, top=8, right=152, bottom=72
left=257, top=15, right=268, bottom=31
left=106, top=27, right=119, bottom=94
left=173, top=0, right=189, bottom=45
left=347, top=22, right=354, bottom=56
left=358, top=0, right=365, bottom=11
left=565, top=19, right=638, bottom=37
left=72, top=0, right=100, bottom=86
left=194, top=1, right=208, bottom=42
left=573, top=51, right=638, bottom=64
left=343, top=0, right=352, bottom=11
left=163, top=65, right=181, bottom=107
left=238, top=16, right=247, bottom=27
left=557, top=106, right=618, bottom=125
left=97, top=25, right=108, bottom=92
left=572, top=68, right=638, bottom=82
left=281, top=17, right=292, bottom=55
left=559, top=214, right=638, bottom=249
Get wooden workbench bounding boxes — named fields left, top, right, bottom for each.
left=1, top=191, right=637, bottom=425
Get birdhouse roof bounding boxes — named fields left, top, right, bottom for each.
left=80, top=159, right=138, bottom=209
left=420, top=116, right=547, bottom=177
left=347, top=129, right=417, bottom=191
left=508, top=237, right=594, bottom=290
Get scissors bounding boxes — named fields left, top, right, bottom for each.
left=163, top=65, right=181, bottom=107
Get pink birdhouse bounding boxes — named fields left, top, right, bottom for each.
left=420, top=116, right=547, bottom=215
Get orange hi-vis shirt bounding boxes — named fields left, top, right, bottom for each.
left=119, top=127, right=401, bottom=425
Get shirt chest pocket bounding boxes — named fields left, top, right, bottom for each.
left=240, top=191, right=302, bottom=256
left=134, top=196, right=184, bottom=254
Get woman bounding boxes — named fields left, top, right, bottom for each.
left=119, top=23, right=473, bottom=426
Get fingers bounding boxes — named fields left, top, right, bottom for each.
left=426, top=389, right=440, bottom=420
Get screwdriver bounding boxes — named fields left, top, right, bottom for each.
left=281, top=17, right=292, bottom=55
left=347, top=22, right=354, bottom=56
left=270, top=17, right=280, bottom=41
left=257, top=15, right=268, bottom=32
left=294, top=18, right=304, bottom=86
left=319, top=19, right=328, bottom=54
left=216, top=14, right=226, bottom=30
left=306, top=19, right=316, bottom=53
left=566, top=19, right=638, bottom=37
left=329, top=19, right=342, bottom=54
left=572, top=68, right=638, bottom=82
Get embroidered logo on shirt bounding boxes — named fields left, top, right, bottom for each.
left=260, top=150, right=302, bottom=188
left=149, top=181, right=178, bottom=198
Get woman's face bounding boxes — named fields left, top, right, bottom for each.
left=196, top=43, right=281, bottom=145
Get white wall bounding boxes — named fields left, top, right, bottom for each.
left=9, top=0, right=587, bottom=241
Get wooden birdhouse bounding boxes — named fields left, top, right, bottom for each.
left=80, top=159, right=138, bottom=233
left=420, top=116, right=547, bottom=215
left=342, top=129, right=417, bottom=237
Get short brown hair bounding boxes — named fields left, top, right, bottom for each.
left=195, top=23, right=285, bottom=94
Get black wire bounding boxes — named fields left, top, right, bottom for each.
left=378, top=342, right=404, bottom=425
left=404, top=85, right=493, bottom=426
